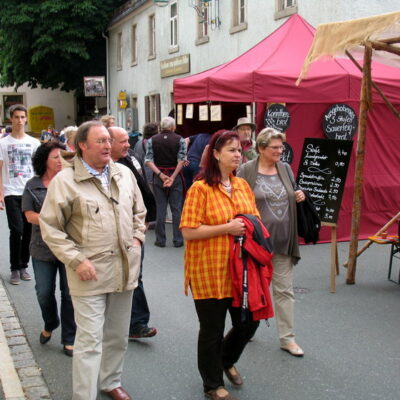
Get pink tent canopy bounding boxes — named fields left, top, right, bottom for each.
left=174, top=14, right=400, bottom=104
left=174, top=14, right=400, bottom=242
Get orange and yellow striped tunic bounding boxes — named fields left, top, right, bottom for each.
left=180, top=177, right=260, bottom=299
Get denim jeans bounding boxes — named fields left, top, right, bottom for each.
left=129, top=245, right=150, bottom=333
left=183, top=160, right=200, bottom=190
left=4, top=195, right=31, bottom=271
left=153, top=174, right=183, bottom=246
left=32, top=258, right=76, bottom=345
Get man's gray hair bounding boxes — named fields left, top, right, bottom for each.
left=160, top=116, right=176, bottom=131
left=75, top=121, right=104, bottom=157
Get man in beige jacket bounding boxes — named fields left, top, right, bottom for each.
left=40, top=121, right=146, bottom=400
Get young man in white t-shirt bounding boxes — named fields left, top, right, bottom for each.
left=0, top=104, right=40, bottom=284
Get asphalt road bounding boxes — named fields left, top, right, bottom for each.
left=1, top=210, right=400, bottom=400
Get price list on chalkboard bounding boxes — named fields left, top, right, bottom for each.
left=296, top=138, right=353, bottom=224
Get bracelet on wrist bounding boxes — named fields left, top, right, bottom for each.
left=157, top=171, right=162, bottom=177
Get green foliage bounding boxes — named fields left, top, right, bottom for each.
left=0, top=0, right=125, bottom=92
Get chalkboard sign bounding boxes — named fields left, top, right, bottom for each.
left=296, top=138, right=353, bottom=224
left=323, top=103, right=357, bottom=140
left=281, top=142, right=294, bottom=165
left=264, top=104, right=290, bottom=132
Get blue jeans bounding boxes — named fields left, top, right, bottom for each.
left=32, top=258, right=76, bottom=345
left=183, top=160, right=200, bottom=190
left=129, top=246, right=150, bottom=334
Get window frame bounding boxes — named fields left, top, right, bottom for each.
left=230, top=0, right=247, bottom=35
left=131, top=24, right=138, bottom=66
left=116, top=31, right=123, bottom=70
left=148, top=14, right=156, bottom=60
left=170, top=1, right=178, bottom=49
left=274, top=0, right=298, bottom=20
left=196, top=0, right=209, bottom=45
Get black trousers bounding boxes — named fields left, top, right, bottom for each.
left=4, top=195, right=31, bottom=271
left=194, top=298, right=259, bottom=392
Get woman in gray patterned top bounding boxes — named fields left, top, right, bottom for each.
left=21, top=141, right=76, bottom=357
left=237, top=127, right=306, bottom=357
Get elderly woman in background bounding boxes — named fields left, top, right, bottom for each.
left=180, top=130, right=266, bottom=400
left=100, top=114, right=116, bottom=128
left=238, top=127, right=305, bottom=357
left=63, top=125, right=78, bottom=152
left=22, top=141, right=76, bottom=357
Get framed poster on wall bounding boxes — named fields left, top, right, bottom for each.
left=2, top=94, right=25, bottom=123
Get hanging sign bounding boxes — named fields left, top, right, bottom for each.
left=323, top=103, right=357, bottom=140
left=281, top=142, right=294, bottom=165
left=296, top=138, right=353, bottom=224
left=264, top=104, right=290, bottom=132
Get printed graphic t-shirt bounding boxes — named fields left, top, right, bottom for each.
left=0, top=134, right=40, bottom=196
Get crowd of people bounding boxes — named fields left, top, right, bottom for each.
left=0, top=106, right=306, bottom=400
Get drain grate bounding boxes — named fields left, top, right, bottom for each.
left=293, top=287, right=310, bottom=294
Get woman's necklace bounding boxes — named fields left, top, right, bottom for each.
left=221, top=180, right=232, bottom=194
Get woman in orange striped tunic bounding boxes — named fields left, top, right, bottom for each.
left=180, top=130, right=261, bottom=400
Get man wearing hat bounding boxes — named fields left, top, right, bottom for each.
left=233, top=117, right=257, bottom=164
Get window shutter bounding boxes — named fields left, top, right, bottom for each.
left=145, top=96, right=150, bottom=123
left=155, top=94, right=161, bottom=123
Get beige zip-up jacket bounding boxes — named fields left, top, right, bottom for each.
left=40, top=156, right=146, bottom=296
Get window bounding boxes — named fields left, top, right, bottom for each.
left=145, top=94, right=161, bottom=123
left=170, top=2, right=178, bottom=48
left=230, top=0, right=247, bottom=34
left=275, top=0, right=298, bottom=20
left=131, top=24, right=137, bottom=65
left=148, top=14, right=156, bottom=59
left=117, top=32, right=122, bottom=70
left=196, top=0, right=209, bottom=45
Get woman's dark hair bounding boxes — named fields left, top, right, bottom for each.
left=196, top=130, right=239, bottom=186
left=143, top=122, right=159, bottom=139
left=32, top=141, right=66, bottom=177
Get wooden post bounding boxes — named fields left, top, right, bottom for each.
left=346, top=45, right=373, bottom=284
left=322, top=223, right=339, bottom=292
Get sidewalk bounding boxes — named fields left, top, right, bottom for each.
left=0, top=279, right=51, bottom=400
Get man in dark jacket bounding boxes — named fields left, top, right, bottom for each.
left=109, top=126, right=157, bottom=339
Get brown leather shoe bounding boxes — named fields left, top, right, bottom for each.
left=102, top=386, right=132, bottom=400
left=223, top=366, right=243, bottom=385
left=205, top=387, right=238, bottom=400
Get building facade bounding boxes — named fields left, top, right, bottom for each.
left=0, top=84, right=76, bottom=133
left=107, top=0, right=399, bottom=132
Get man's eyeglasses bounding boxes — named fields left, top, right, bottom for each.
left=267, top=145, right=284, bottom=151
left=93, top=138, right=113, bottom=145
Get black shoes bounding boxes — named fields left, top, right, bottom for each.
left=154, top=241, right=166, bottom=248
left=173, top=242, right=184, bottom=248
left=39, top=331, right=52, bottom=344
left=63, top=345, right=74, bottom=357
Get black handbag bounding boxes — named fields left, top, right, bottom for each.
left=283, top=163, right=321, bottom=244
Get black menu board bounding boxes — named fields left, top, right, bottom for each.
left=296, top=138, right=353, bottom=224
left=264, top=104, right=290, bottom=132
left=322, top=103, right=357, bottom=140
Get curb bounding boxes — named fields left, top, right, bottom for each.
left=0, top=279, right=52, bottom=400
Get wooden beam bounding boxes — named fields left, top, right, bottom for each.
left=346, top=45, right=373, bottom=284
left=343, top=211, right=400, bottom=267
left=381, top=36, right=400, bottom=44
left=369, top=40, right=400, bottom=56
left=345, top=50, right=400, bottom=119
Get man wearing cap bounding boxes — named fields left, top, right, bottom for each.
left=233, top=117, right=257, bottom=164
